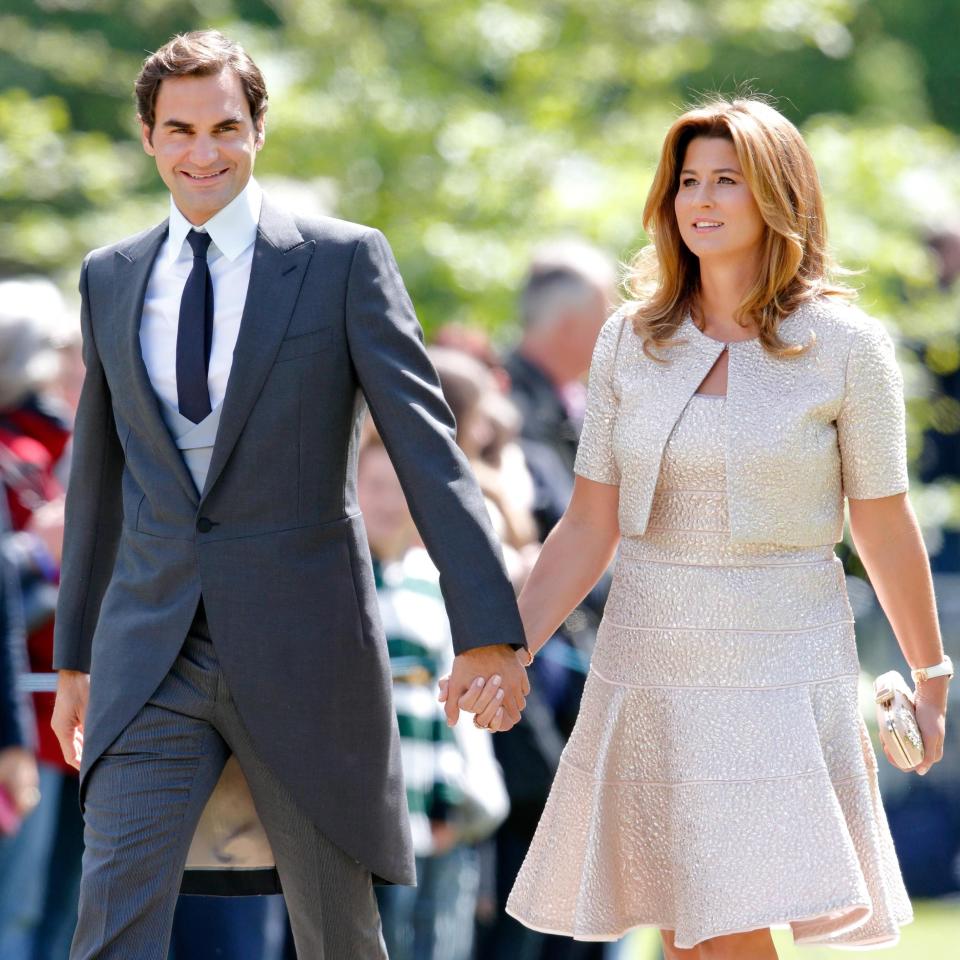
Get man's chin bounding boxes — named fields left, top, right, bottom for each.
left=173, top=185, right=239, bottom=224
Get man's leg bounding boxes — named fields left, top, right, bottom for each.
left=71, top=630, right=230, bottom=960
left=218, top=688, right=388, bottom=960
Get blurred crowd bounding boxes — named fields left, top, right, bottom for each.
left=2, top=230, right=960, bottom=959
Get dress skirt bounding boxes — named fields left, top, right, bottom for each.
left=506, top=396, right=912, bottom=950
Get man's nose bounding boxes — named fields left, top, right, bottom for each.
left=189, top=136, right=219, bottom=166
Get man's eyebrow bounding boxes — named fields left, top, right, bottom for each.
left=160, top=115, right=245, bottom=130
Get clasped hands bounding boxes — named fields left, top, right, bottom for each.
left=438, top=644, right=531, bottom=732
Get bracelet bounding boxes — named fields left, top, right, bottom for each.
left=911, top=655, right=954, bottom=684
left=516, top=647, right=535, bottom=668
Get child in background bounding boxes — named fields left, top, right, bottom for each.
left=358, top=428, right=507, bottom=960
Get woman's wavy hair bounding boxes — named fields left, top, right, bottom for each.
left=627, top=96, right=853, bottom=359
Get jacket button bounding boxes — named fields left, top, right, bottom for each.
left=196, top=517, right=214, bottom=533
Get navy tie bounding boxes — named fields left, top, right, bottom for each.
left=176, top=229, right=214, bottom=423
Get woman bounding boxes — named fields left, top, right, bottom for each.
left=445, top=98, right=951, bottom=957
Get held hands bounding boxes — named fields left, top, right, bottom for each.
left=438, top=644, right=530, bottom=732
left=51, top=670, right=90, bottom=771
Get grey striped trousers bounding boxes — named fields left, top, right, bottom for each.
left=70, top=606, right=387, bottom=959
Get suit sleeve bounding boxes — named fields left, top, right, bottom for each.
left=345, top=228, right=526, bottom=656
left=52, top=257, right=125, bottom=673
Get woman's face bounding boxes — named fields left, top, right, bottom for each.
left=674, top=136, right=765, bottom=265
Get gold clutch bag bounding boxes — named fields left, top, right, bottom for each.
left=874, top=671, right=925, bottom=771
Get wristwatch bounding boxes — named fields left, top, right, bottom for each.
left=911, top=655, right=954, bottom=684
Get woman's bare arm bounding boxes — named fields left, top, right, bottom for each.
left=444, top=476, right=620, bottom=725
left=518, top=476, right=621, bottom=656
left=848, top=492, right=948, bottom=774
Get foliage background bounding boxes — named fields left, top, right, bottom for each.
left=2, top=0, right=960, bottom=539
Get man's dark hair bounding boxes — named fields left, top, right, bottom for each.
left=135, top=30, right=268, bottom=135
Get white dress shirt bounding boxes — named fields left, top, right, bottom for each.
left=140, top=178, right=263, bottom=412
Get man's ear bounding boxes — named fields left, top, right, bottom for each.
left=255, top=117, right=266, bottom=150
left=140, top=119, right=156, bottom=157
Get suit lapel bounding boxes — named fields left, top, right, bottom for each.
left=113, top=223, right=200, bottom=504
left=200, top=199, right=315, bottom=503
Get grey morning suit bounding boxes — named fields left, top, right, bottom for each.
left=54, top=199, right=525, bottom=958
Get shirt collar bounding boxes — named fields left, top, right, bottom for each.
left=166, top=177, right=263, bottom=265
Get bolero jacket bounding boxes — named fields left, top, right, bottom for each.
left=575, top=296, right=909, bottom=546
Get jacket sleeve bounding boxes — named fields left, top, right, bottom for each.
left=837, top=320, right=909, bottom=501
left=573, top=310, right=625, bottom=486
left=345, top=228, right=525, bottom=656
left=52, top=257, right=125, bottom=673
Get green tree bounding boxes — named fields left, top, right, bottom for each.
left=2, top=0, right=960, bottom=535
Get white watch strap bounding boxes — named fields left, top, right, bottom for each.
left=911, top=655, right=954, bottom=683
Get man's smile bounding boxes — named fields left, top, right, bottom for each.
left=181, top=168, right=229, bottom=182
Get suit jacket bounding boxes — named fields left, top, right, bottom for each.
left=53, top=197, right=525, bottom=887
left=505, top=351, right=579, bottom=540
left=576, top=297, right=909, bottom=544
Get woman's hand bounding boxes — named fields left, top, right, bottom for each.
left=438, top=673, right=509, bottom=731
left=913, top=676, right=948, bottom=775
left=437, top=653, right=534, bottom=732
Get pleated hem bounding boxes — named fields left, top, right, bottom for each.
left=506, top=752, right=912, bottom=951
left=505, top=904, right=913, bottom=952
left=505, top=902, right=914, bottom=950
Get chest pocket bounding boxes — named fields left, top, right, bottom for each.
left=275, top=328, right=333, bottom=363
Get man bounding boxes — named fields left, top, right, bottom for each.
left=50, top=30, right=528, bottom=959
left=505, top=241, right=616, bottom=537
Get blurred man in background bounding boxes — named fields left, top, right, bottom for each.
left=505, top=240, right=616, bottom=538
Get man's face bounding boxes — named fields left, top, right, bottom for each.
left=141, top=68, right=264, bottom=225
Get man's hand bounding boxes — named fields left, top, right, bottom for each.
left=439, top=644, right=530, bottom=732
left=0, top=746, right=40, bottom=818
left=51, top=670, right=90, bottom=771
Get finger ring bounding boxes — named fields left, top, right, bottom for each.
left=473, top=715, right=487, bottom=729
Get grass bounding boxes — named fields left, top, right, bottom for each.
left=624, top=899, right=959, bottom=958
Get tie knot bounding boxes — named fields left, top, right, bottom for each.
left=186, top=229, right=212, bottom=258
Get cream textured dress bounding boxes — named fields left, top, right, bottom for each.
left=506, top=302, right=914, bottom=950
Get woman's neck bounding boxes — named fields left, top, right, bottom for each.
left=696, top=254, right=762, bottom=340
